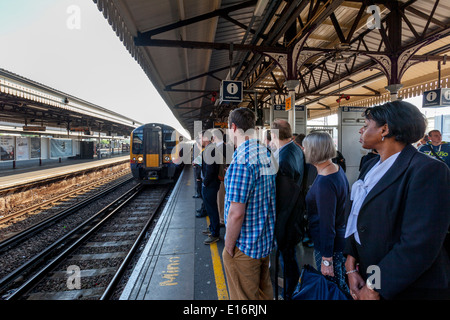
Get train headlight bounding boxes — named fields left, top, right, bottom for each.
left=138, top=156, right=143, bottom=162
left=164, top=156, right=170, bottom=162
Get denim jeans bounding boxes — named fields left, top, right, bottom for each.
left=314, top=250, right=349, bottom=294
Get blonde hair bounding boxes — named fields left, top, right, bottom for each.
left=303, top=131, right=336, bottom=164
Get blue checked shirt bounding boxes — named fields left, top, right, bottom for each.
left=224, top=139, right=277, bottom=259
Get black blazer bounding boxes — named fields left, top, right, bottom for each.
left=201, top=143, right=220, bottom=188
left=277, top=142, right=305, bottom=185
left=275, top=142, right=305, bottom=249
left=344, top=144, right=450, bottom=299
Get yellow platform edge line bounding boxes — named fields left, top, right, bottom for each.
left=206, top=216, right=229, bottom=300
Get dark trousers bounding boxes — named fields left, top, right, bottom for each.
left=279, top=246, right=300, bottom=300
left=193, top=165, right=202, bottom=197
left=202, top=183, right=220, bottom=237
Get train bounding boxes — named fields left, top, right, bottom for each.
left=130, top=123, right=185, bottom=183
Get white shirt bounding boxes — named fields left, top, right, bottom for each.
left=345, top=152, right=401, bottom=244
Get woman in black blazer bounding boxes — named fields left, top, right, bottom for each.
left=344, top=101, right=450, bottom=300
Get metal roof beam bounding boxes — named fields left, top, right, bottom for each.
left=134, top=38, right=289, bottom=54
left=330, top=12, right=346, bottom=44
left=139, top=0, right=257, bottom=38
left=166, top=64, right=239, bottom=90
left=300, top=72, right=384, bottom=106
left=174, top=94, right=210, bottom=108
left=299, top=41, right=450, bottom=103
left=221, top=14, right=266, bottom=40
left=238, top=0, right=311, bottom=81
left=404, top=2, right=447, bottom=29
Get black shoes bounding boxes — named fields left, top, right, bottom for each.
left=196, top=211, right=207, bottom=218
left=204, top=235, right=220, bottom=245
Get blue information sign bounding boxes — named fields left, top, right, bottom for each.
left=423, top=88, right=450, bottom=108
left=341, top=106, right=367, bottom=112
left=442, top=88, right=450, bottom=106
left=220, top=80, right=243, bottom=103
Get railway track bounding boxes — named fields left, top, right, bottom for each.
left=1, top=183, right=171, bottom=300
left=0, top=169, right=130, bottom=228
left=0, top=174, right=136, bottom=297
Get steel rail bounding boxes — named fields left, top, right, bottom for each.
left=100, top=186, right=171, bottom=300
left=0, top=170, right=129, bottom=225
left=0, top=175, right=133, bottom=254
left=0, top=182, right=142, bottom=298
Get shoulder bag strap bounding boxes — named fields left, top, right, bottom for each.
left=428, top=144, right=445, bottom=162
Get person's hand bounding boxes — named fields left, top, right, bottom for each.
left=225, top=244, right=234, bottom=257
left=358, top=285, right=380, bottom=300
left=321, top=263, right=334, bottom=277
left=347, top=272, right=365, bottom=300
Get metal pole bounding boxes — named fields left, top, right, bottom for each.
left=254, top=91, right=258, bottom=123
left=270, top=92, right=274, bottom=125
left=438, top=61, right=441, bottom=88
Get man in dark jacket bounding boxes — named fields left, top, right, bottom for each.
left=271, top=119, right=305, bottom=299
left=201, top=131, right=221, bottom=245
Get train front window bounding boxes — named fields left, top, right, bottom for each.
left=146, top=130, right=160, bottom=154
left=132, top=129, right=144, bottom=154
left=163, top=130, right=176, bottom=155
left=164, top=141, right=176, bottom=155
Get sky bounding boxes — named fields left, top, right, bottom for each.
left=0, top=0, right=191, bottom=138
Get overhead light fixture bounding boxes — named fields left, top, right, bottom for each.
left=254, top=0, right=269, bottom=16
left=335, top=43, right=350, bottom=51
left=332, top=52, right=350, bottom=64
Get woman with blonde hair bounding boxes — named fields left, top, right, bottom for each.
left=303, top=131, right=350, bottom=292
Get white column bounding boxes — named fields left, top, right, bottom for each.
left=385, top=84, right=403, bottom=101
left=284, top=80, right=299, bottom=132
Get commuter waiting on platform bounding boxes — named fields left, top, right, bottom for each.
left=201, top=132, right=221, bottom=245
left=192, top=134, right=203, bottom=199
left=359, top=149, right=379, bottom=171
left=222, top=107, right=277, bottom=300
left=293, top=133, right=305, bottom=149
left=416, top=134, right=429, bottom=148
left=344, top=101, right=450, bottom=300
left=303, top=131, right=350, bottom=293
left=418, top=129, right=450, bottom=168
left=210, top=128, right=229, bottom=227
left=271, top=119, right=305, bottom=300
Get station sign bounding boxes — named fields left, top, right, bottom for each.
left=23, top=126, right=46, bottom=131
left=214, top=122, right=228, bottom=128
left=285, top=97, right=292, bottom=111
left=422, top=88, right=450, bottom=108
left=220, top=80, right=243, bottom=103
left=341, top=106, right=367, bottom=113
left=273, top=104, right=305, bottom=111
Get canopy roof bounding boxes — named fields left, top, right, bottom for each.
left=95, top=0, right=450, bottom=135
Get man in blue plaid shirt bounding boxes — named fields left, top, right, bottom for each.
left=222, top=107, right=277, bottom=300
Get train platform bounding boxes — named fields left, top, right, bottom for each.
left=119, top=165, right=315, bottom=301
left=0, top=154, right=129, bottom=192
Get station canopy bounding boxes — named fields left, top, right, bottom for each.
left=0, top=68, right=139, bottom=137
left=94, top=0, right=450, bottom=136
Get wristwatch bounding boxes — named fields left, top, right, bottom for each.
left=322, top=259, right=333, bottom=267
